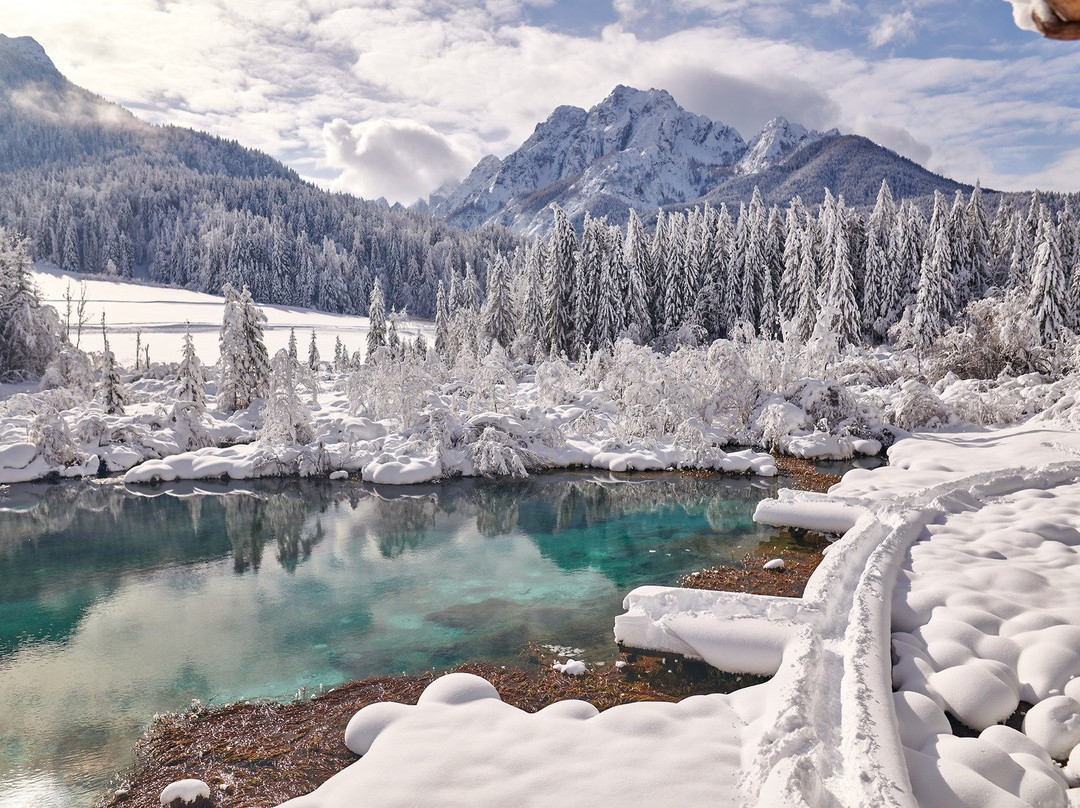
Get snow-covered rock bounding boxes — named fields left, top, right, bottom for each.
left=159, top=778, right=209, bottom=805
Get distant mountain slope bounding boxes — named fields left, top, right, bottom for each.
left=700, top=134, right=973, bottom=210
left=0, top=34, right=517, bottom=319
left=423, top=85, right=980, bottom=234
left=0, top=34, right=291, bottom=179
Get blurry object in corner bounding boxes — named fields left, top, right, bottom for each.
left=1009, top=0, right=1080, bottom=39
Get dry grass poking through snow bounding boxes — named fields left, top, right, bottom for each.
left=101, top=458, right=841, bottom=808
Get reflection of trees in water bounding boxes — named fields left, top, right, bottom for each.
left=222, top=487, right=327, bottom=573
left=224, top=495, right=265, bottom=573
left=0, top=482, right=134, bottom=554
left=375, top=496, right=438, bottom=558
left=473, top=483, right=520, bottom=537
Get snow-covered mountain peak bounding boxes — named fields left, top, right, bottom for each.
left=0, top=35, right=54, bottom=69
left=736, top=116, right=836, bottom=175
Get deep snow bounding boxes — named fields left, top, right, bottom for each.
left=275, top=427, right=1080, bottom=807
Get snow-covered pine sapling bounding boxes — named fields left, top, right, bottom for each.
left=175, top=327, right=206, bottom=416
left=367, top=278, right=387, bottom=362
left=288, top=327, right=298, bottom=362
left=308, top=329, right=320, bottom=371
left=96, top=314, right=125, bottom=415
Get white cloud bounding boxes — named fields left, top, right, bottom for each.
left=323, top=118, right=474, bottom=203
left=869, top=10, right=917, bottom=47
left=3, top=0, right=1078, bottom=201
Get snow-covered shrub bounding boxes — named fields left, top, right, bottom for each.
left=39, top=346, right=94, bottom=396
left=886, top=380, right=949, bottom=431
left=261, top=350, right=314, bottom=446
left=938, top=377, right=1023, bottom=427
left=752, top=399, right=810, bottom=451
left=471, top=427, right=529, bottom=478
left=925, top=293, right=1048, bottom=382
left=470, top=345, right=518, bottom=414
left=534, top=355, right=581, bottom=407
left=27, top=411, right=82, bottom=466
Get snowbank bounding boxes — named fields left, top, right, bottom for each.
left=273, top=426, right=1080, bottom=808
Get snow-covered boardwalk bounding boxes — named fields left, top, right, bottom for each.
left=276, top=427, right=1080, bottom=807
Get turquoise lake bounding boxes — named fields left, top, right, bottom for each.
left=0, top=472, right=786, bottom=807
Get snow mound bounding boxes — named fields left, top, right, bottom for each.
left=159, top=778, right=209, bottom=805
left=277, top=671, right=761, bottom=807
left=551, top=659, right=587, bottom=675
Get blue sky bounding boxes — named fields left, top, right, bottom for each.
left=3, top=0, right=1078, bottom=203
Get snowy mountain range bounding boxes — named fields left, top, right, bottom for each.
left=420, top=85, right=973, bottom=235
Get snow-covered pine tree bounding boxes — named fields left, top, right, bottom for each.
left=482, top=252, right=517, bottom=350
left=965, top=182, right=993, bottom=300
left=1058, top=200, right=1077, bottom=277
left=648, top=209, right=669, bottom=333
left=387, top=311, right=401, bottom=360
left=949, top=190, right=973, bottom=313
left=434, top=280, right=452, bottom=362
left=176, top=326, right=206, bottom=415
left=913, top=204, right=953, bottom=348
left=544, top=204, right=579, bottom=358
left=459, top=263, right=481, bottom=315
left=990, top=197, right=1016, bottom=287
left=862, top=179, right=896, bottom=340
left=791, top=227, right=821, bottom=342
left=288, top=327, right=298, bottom=362
left=724, top=203, right=749, bottom=332
left=1028, top=210, right=1069, bottom=346
left=576, top=215, right=605, bottom=349
left=739, top=189, right=769, bottom=329
left=1008, top=215, right=1034, bottom=291
left=0, top=227, right=62, bottom=380
left=822, top=196, right=860, bottom=348
left=764, top=205, right=785, bottom=314
left=512, top=242, right=546, bottom=361
left=97, top=315, right=125, bottom=415
left=217, top=283, right=270, bottom=412
left=663, top=211, right=690, bottom=334
left=308, top=329, right=320, bottom=371
left=594, top=226, right=624, bottom=351
left=758, top=259, right=780, bottom=340
left=779, top=197, right=806, bottom=320
left=622, top=210, right=652, bottom=344
left=366, top=277, right=387, bottom=361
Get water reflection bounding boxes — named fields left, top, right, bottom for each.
left=0, top=471, right=783, bottom=808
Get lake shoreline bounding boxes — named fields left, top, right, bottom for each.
left=98, top=457, right=838, bottom=808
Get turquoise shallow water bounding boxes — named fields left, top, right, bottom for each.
left=0, top=472, right=782, bottom=807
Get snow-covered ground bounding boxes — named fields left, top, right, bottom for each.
left=272, top=426, right=1080, bottom=807
left=32, top=264, right=430, bottom=367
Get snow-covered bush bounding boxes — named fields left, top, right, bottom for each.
left=925, top=293, right=1048, bottom=382
left=471, top=426, right=529, bottom=478
left=261, top=350, right=315, bottom=447
left=28, top=411, right=82, bottom=466
left=886, top=380, right=949, bottom=431
left=39, top=346, right=94, bottom=396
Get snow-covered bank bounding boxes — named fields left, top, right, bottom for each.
left=271, top=427, right=1080, bottom=807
